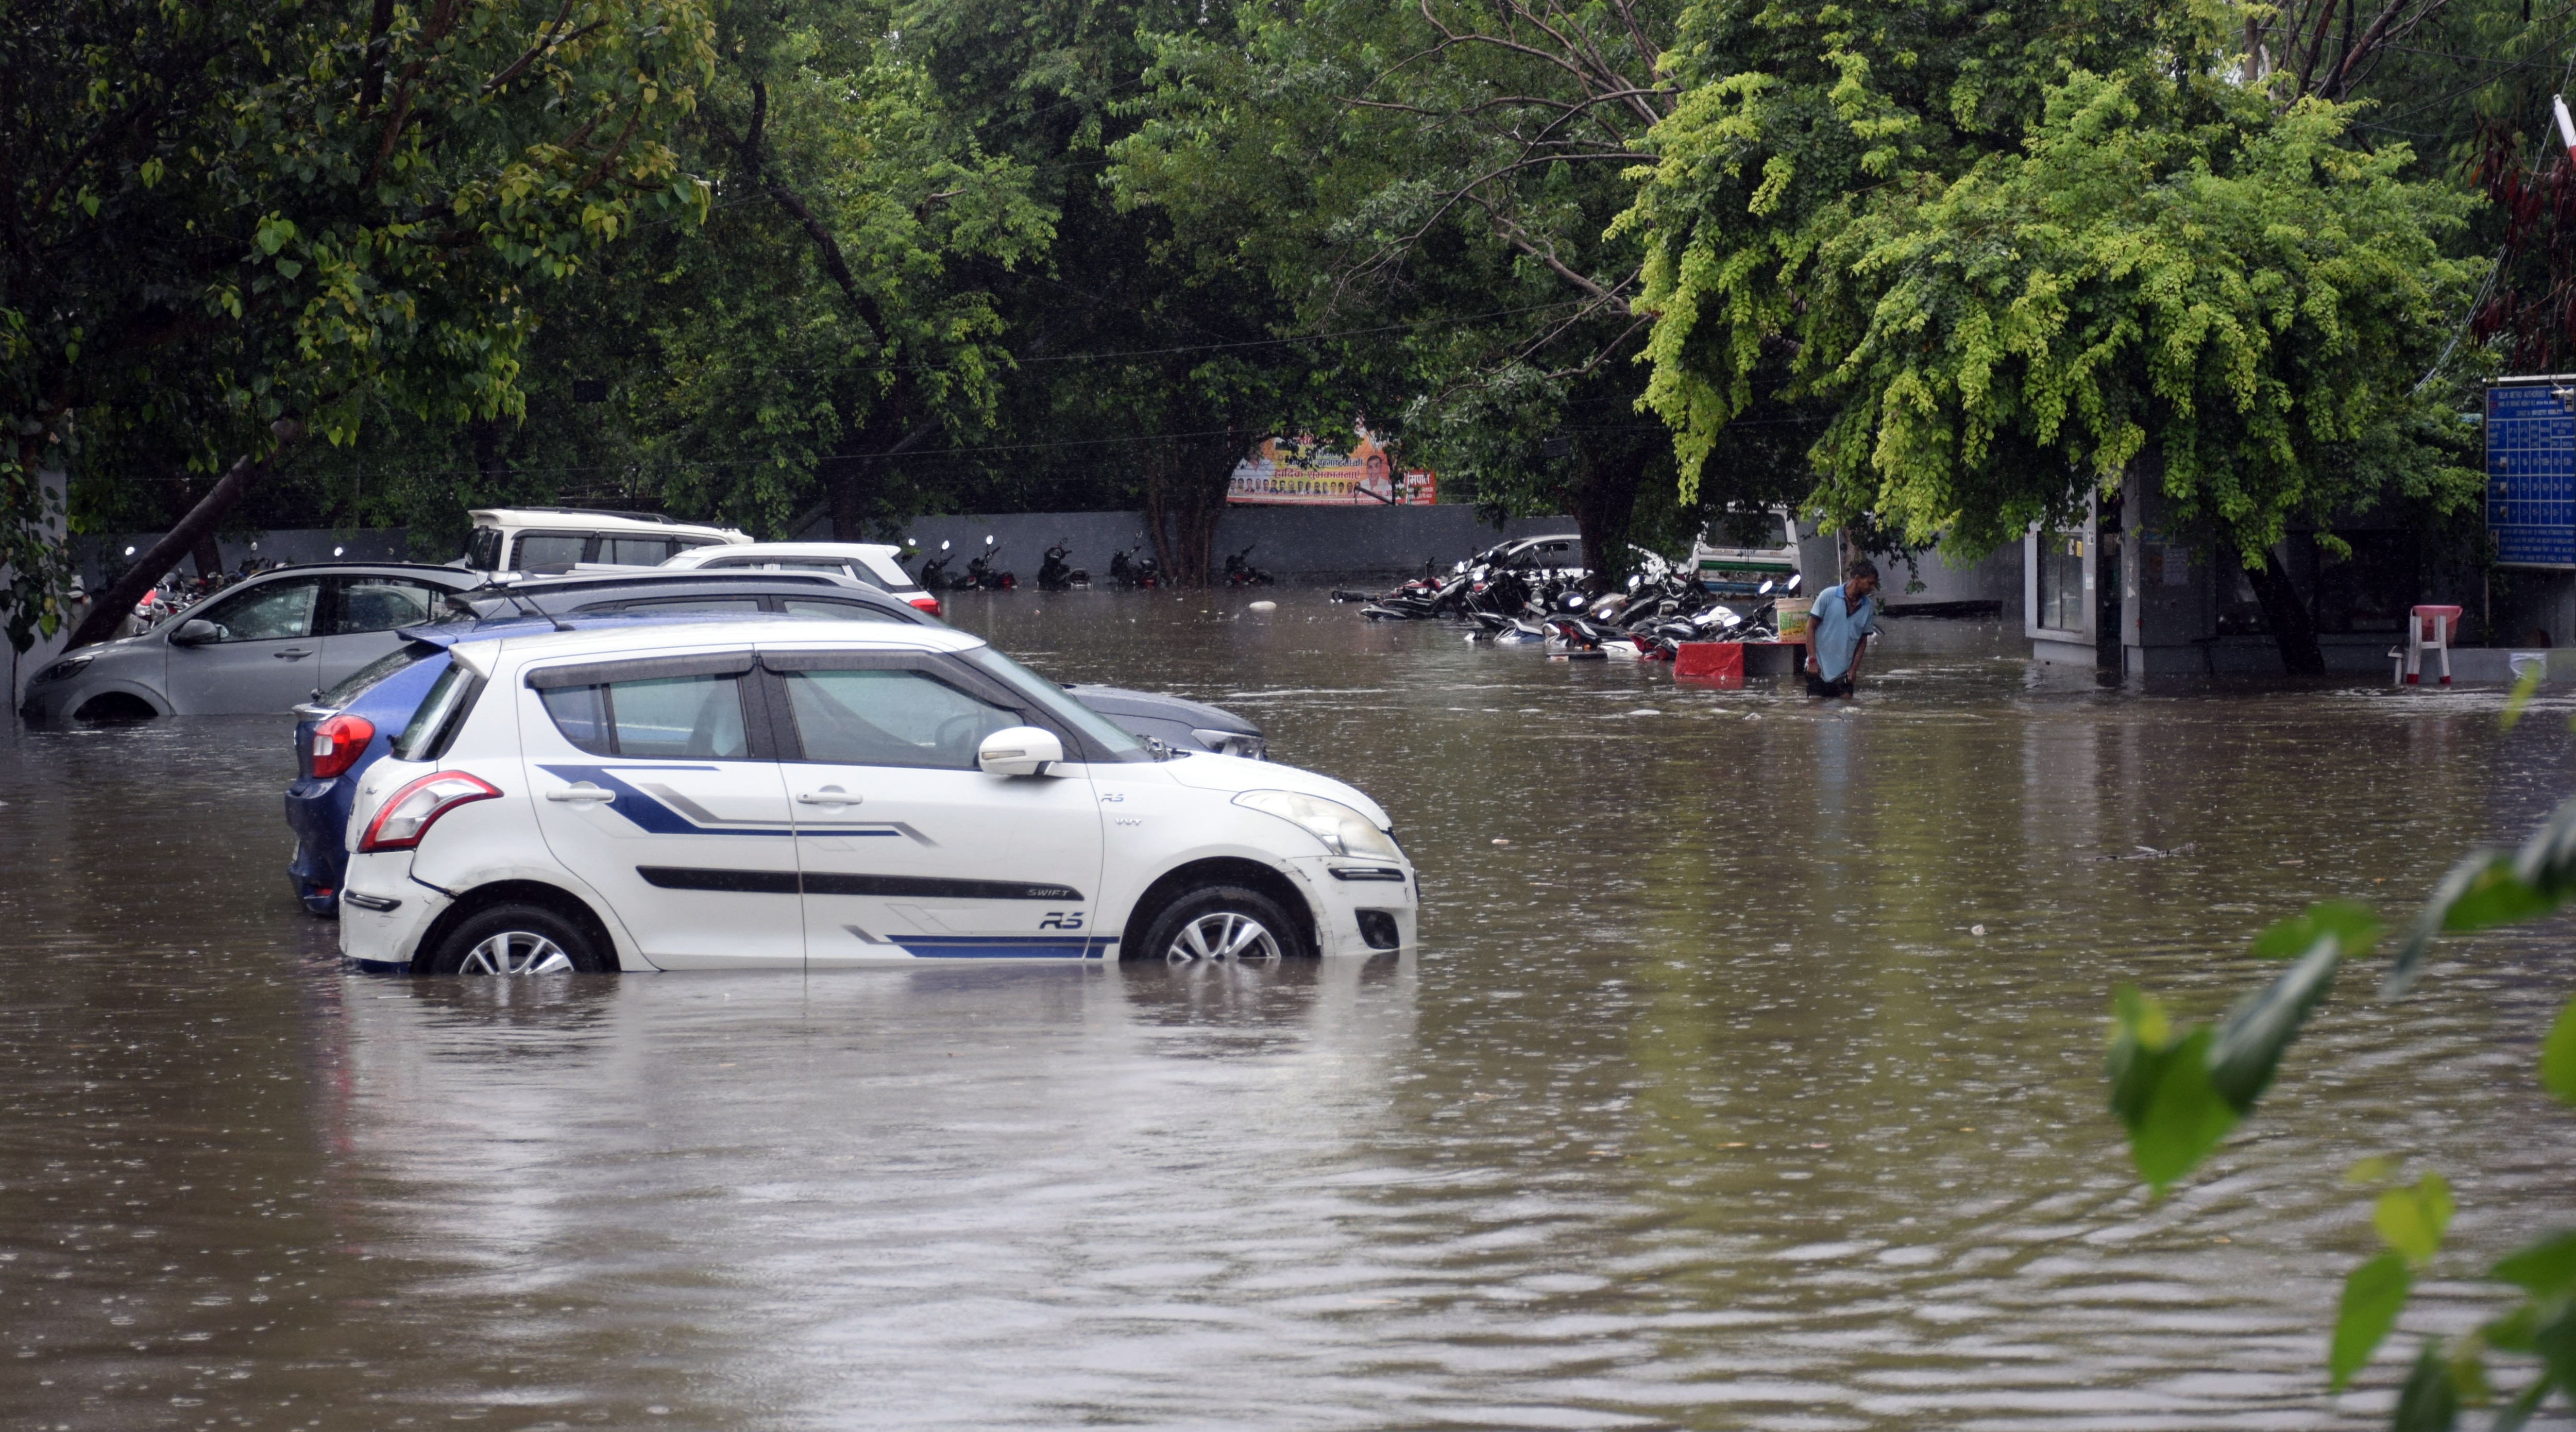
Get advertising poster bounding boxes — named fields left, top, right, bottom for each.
left=1227, top=434, right=1436, bottom=506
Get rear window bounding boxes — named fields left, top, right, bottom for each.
left=1707, top=512, right=1791, bottom=549
left=855, top=552, right=913, bottom=588
left=391, top=663, right=481, bottom=761
left=320, top=643, right=438, bottom=707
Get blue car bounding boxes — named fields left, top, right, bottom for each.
left=285, top=624, right=516, bottom=914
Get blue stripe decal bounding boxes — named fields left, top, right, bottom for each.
left=891, top=935, right=1121, bottom=960
left=537, top=763, right=798, bottom=837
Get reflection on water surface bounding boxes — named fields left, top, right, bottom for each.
left=4, top=591, right=2573, bottom=1429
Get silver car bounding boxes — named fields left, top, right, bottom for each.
left=18, top=563, right=481, bottom=721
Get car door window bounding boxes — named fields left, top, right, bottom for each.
left=332, top=577, right=444, bottom=634
left=196, top=579, right=320, bottom=642
left=780, top=669, right=1017, bottom=769
left=539, top=673, right=750, bottom=758
left=602, top=536, right=676, bottom=564
left=514, top=532, right=589, bottom=567
left=778, top=598, right=899, bottom=622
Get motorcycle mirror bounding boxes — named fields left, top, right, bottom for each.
left=1720, top=609, right=1743, bottom=627
left=1757, top=578, right=1775, bottom=595
left=941, top=540, right=951, bottom=550
left=986, top=535, right=996, bottom=545
left=1784, top=572, right=1802, bottom=592
left=1627, top=574, right=1641, bottom=591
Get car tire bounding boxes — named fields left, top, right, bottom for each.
left=1139, top=885, right=1307, bottom=962
left=421, top=902, right=609, bottom=975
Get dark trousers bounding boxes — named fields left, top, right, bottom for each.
left=1805, top=669, right=1855, bottom=699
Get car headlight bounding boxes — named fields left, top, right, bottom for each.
left=32, top=653, right=93, bottom=684
left=1234, top=790, right=1400, bottom=860
left=1193, top=728, right=1265, bottom=760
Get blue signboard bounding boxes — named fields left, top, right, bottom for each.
left=2490, top=383, right=2576, bottom=568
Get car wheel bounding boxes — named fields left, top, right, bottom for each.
left=423, top=903, right=607, bottom=975
left=1141, top=885, right=1305, bottom=962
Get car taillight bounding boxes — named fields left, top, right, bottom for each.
left=908, top=594, right=941, bottom=616
left=309, top=714, right=376, bottom=779
left=358, top=771, right=501, bottom=853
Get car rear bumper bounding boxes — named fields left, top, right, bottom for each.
left=283, top=778, right=348, bottom=906
left=338, top=853, right=448, bottom=971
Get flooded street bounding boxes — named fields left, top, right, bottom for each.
left=6, top=589, right=2574, bottom=1430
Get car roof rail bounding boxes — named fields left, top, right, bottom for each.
left=479, top=505, right=686, bottom=524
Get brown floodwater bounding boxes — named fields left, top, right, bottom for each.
left=4, top=589, right=2573, bottom=1430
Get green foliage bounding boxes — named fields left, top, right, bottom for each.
left=1616, top=3, right=2483, bottom=572
left=2, top=0, right=718, bottom=646
left=2335, top=1253, right=2416, bottom=1391
left=2105, top=784, right=2576, bottom=1421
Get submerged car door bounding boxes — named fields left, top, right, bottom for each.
left=519, top=651, right=804, bottom=969
left=762, top=651, right=1107, bottom=965
left=164, top=576, right=327, bottom=713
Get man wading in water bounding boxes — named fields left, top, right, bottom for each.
left=1803, top=558, right=1879, bottom=699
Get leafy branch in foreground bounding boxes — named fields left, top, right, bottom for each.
left=2108, top=798, right=2576, bottom=1426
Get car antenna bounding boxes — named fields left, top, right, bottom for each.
left=505, top=588, right=571, bottom=632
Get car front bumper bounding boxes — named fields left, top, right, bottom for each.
left=1288, top=855, right=1419, bottom=957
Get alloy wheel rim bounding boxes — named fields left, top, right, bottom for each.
left=459, top=931, right=574, bottom=975
left=1165, top=912, right=1281, bottom=962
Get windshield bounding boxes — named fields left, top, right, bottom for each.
left=955, top=647, right=1145, bottom=759
left=318, top=643, right=438, bottom=708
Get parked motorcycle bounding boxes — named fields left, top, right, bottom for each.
left=1222, top=545, right=1274, bottom=587
left=917, top=540, right=958, bottom=590
left=1037, top=540, right=1089, bottom=591
left=967, top=536, right=1017, bottom=591
left=1108, top=547, right=1161, bottom=589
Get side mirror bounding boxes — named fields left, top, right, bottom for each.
left=1784, top=572, right=1802, bottom=592
left=1626, top=574, right=1641, bottom=591
left=170, top=618, right=219, bottom=647
left=978, top=726, right=1065, bottom=778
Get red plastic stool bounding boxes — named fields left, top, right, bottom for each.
left=2392, top=605, right=2461, bottom=686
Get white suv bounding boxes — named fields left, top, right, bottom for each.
left=658, top=541, right=937, bottom=613
left=337, top=621, right=1416, bottom=972
left=460, top=508, right=751, bottom=573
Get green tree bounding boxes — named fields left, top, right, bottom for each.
left=1616, top=4, right=2483, bottom=669
left=1, top=0, right=718, bottom=652
left=1113, top=0, right=1818, bottom=580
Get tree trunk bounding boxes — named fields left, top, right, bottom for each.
left=66, top=423, right=298, bottom=650
left=1568, top=447, right=1646, bottom=590
left=190, top=529, right=224, bottom=579
left=2240, top=541, right=2326, bottom=674
left=1142, top=429, right=1252, bottom=588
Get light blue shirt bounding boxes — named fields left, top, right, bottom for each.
left=1808, top=582, right=1876, bottom=681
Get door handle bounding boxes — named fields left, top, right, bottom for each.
left=547, top=783, right=614, bottom=803
left=274, top=648, right=313, bottom=661
left=796, top=789, right=861, bottom=806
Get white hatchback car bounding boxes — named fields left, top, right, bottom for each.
left=337, top=622, right=1416, bottom=973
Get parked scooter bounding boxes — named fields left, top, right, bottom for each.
left=1108, top=547, right=1161, bottom=589
left=1222, top=545, right=1274, bottom=587
left=917, top=540, right=958, bottom=590
left=1037, top=540, right=1089, bottom=591
left=966, top=536, right=1017, bottom=591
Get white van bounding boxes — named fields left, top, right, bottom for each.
left=1689, top=509, right=1799, bottom=594
left=461, top=508, right=751, bottom=574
